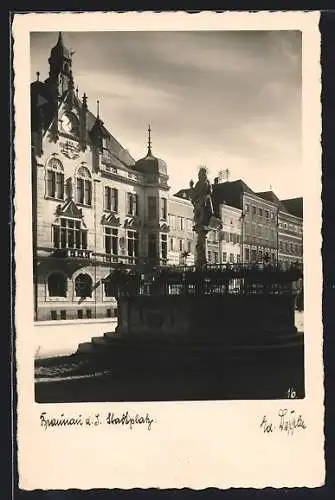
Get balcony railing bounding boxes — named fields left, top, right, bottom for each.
left=94, top=253, right=138, bottom=266
left=37, top=248, right=169, bottom=268
left=52, top=248, right=93, bottom=259
left=98, top=255, right=169, bottom=268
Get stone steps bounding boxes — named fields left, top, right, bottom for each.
left=76, top=329, right=304, bottom=363
left=76, top=342, right=96, bottom=354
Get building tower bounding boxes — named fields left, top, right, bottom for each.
left=45, top=32, right=75, bottom=99
left=135, top=125, right=170, bottom=264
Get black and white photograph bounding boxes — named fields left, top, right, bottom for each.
left=14, top=11, right=324, bottom=490
left=31, top=28, right=305, bottom=403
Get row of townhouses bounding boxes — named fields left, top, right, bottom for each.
left=31, top=33, right=303, bottom=321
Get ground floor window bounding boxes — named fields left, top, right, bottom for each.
left=75, top=273, right=92, bottom=298
left=47, top=272, right=67, bottom=297
left=104, top=282, right=114, bottom=297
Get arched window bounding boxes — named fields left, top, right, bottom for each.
left=46, top=158, right=64, bottom=199
left=75, top=273, right=92, bottom=298
left=47, top=272, right=67, bottom=297
left=76, top=166, right=92, bottom=206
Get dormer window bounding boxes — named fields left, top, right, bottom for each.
left=102, top=136, right=108, bottom=150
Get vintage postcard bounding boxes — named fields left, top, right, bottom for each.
left=13, top=11, right=324, bottom=490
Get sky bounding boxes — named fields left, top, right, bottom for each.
left=30, top=30, right=302, bottom=200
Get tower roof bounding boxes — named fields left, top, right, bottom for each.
left=135, top=125, right=167, bottom=176
left=50, top=32, right=71, bottom=61
left=90, top=100, right=109, bottom=139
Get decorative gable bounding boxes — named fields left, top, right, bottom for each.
left=160, top=222, right=170, bottom=232
left=101, top=213, right=121, bottom=227
left=124, top=216, right=141, bottom=229
left=56, top=199, right=83, bottom=219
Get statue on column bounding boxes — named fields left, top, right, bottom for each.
left=189, top=167, right=214, bottom=270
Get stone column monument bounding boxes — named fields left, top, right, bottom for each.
left=189, top=167, right=215, bottom=270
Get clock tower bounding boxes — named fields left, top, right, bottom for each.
left=45, top=32, right=75, bottom=100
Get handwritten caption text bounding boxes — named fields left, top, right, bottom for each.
left=40, top=411, right=155, bottom=431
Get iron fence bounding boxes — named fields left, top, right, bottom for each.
left=103, top=262, right=303, bottom=298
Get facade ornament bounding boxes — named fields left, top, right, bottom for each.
left=60, top=140, right=80, bottom=159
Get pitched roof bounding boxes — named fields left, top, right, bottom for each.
left=175, top=180, right=255, bottom=215
left=256, top=190, right=288, bottom=212
left=174, top=188, right=192, bottom=200
left=84, top=108, right=136, bottom=169
left=211, top=179, right=254, bottom=211
left=281, top=197, right=303, bottom=218
left=31, top=81, right=136, bottom=170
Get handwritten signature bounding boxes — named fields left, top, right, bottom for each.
left=260, top=409, right=307, bottom=436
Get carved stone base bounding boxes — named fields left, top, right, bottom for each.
left=115, top=294, right=298, bottom=346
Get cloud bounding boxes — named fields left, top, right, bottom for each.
left=30, top=30, right=302, bottom=199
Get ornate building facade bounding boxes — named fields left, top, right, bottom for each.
left=31, top=33, right=175, bottom=321
left=31, top=33, right=303, bottom=322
